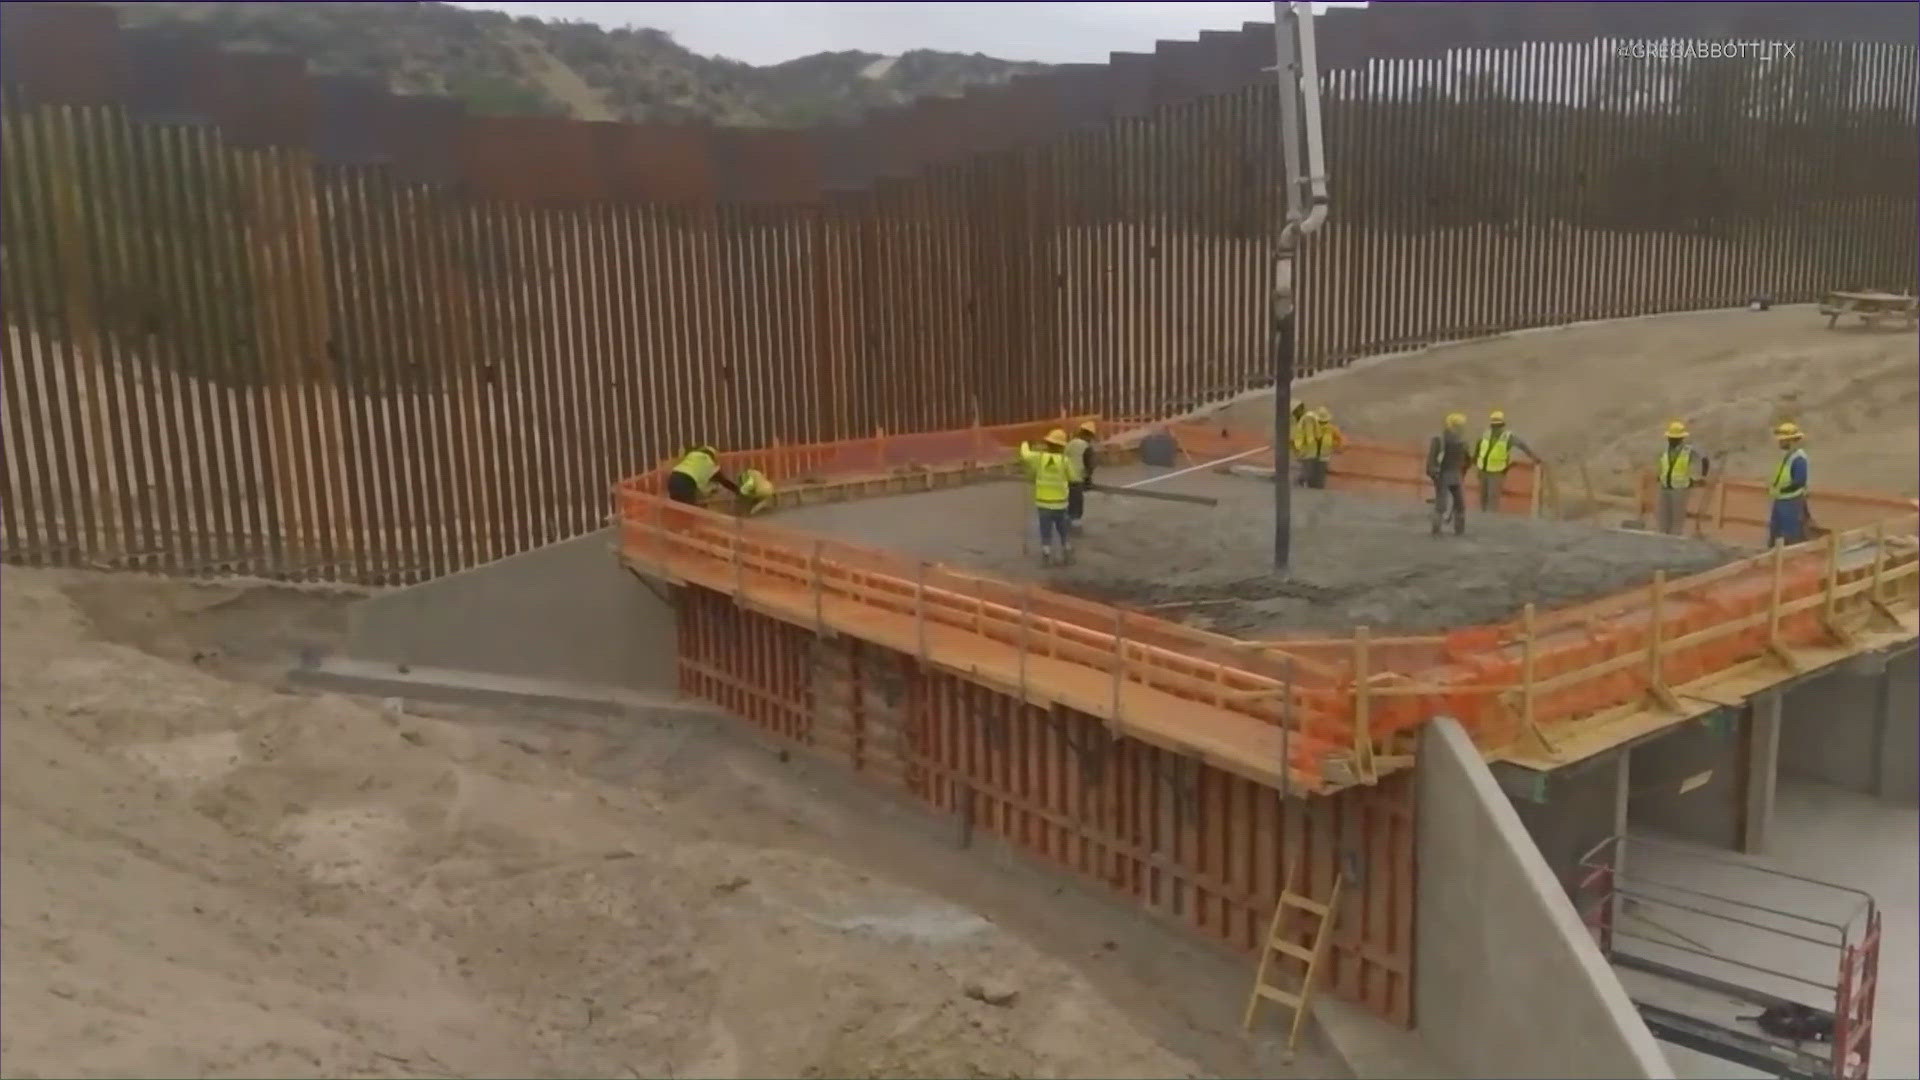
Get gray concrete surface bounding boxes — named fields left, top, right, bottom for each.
left=1626, top=714, right=1744, bottom=849
left=1781, top=644, right=1918, bottom=806
left=772, top=468, right=1738, bottom=636
left=1627, top=781, right=1917, bottom=1080
left=1416, top=718, right=1673, bottom=1079
left=1312, top=997, right=1446, bottom=1080
left=289, top=657, right=717, bottom=721
left=1498, top=749, right=1630, bottom=900
left=341, top=528, right=679, bottom=692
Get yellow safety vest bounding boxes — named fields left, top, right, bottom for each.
left=1290, top=415, right=1316, bottom=456
left=1658, top=446, right=1694, bottom=490
left=672, top=449, right=720, bottom=493
left=1302, top=422, right=1340, bottom=461
left=1769, top=448, right=1808, bottom=500
left=1019, top=444, right=1074, bottom=509
left=1475, top=431, right=1513, bottom=473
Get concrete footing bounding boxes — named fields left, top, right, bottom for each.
left=338, top=528, right=681, bottom=694
left=288, top=656, right=719, bottom=721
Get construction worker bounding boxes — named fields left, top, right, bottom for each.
left=1298, top=405, right=1344, bottom=489
left=1064, top=421, right=1097, bottom=531
left=1019, top=428, right=1082, bottom=565
left=667, top=444, right=740, bottom=506
left=1767, top=421, right=1810, bottom=547
left=1655, top=420, right=1710, bottom=536
left=1472, top=409, right=1541, bottom=512
left=1290, top=403, right=1319, bottom=487
left=1427, top=412, right=1470, bottom=536
left=737, top=468, right=776, bottom=515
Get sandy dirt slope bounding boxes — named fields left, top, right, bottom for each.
left=1209, top=306, right=1920, bottom=498
left=1, top=566, right=1234, bottom=1080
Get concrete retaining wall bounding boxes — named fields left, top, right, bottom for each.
left=341, top=529, right=679, bottom=692
left=1416, top=718, right=1672, bottom=1080
left=1503, top=752, right=1626, bottom=900
left=1626, top=715, right=1743, bottom=848
left=1780, top=644, right=1918, bottom=805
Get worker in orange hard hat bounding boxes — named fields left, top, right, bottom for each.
left=1472, top=409, right=1541, bottom=513
left=1655, top=419, right=1711, bottom=536
left=1297, top=406, right=1344, bottom=489
left=1064, top=421, right=1098, bottom=533
left=1018, top=427, right=1084, bottom=566
left=1426, top=412, right=1470, bottom=536
left=1766, top=421, right=1809, bottom=547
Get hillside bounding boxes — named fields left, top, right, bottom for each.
left=105, top=2, right=1050, bottom=127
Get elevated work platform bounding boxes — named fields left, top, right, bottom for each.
left=616, top=418, right=1920, bottom=797
left=608, top=416, right=1914, bottom=1034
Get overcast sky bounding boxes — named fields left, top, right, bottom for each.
left=452, top=2, right=1308, bottom=65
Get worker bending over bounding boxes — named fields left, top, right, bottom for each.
left=1290, top=403, right=1323, bottom=487
left=1019, top=428, right=1083, bottom=566
left=1655, top=420, right=1710, bottom=535
left=1288, top=402, right=1309, bottom=485
left=1297, top=406, right=1344, bottom=489
left=1472, top=409, right=1540, bottom=512
left=1766, top=422, right=1810, bottom=547
left=668, top=444, right=740, bottom=506
left=1064, top=421, right=1097, bottom=531
left=1427, top=413, right=1470, bottom=536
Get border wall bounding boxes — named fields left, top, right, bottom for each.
left=2, top=3, right=1915, bottom=584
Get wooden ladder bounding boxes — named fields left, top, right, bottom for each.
left=1242, top=863, right=1344, bottom=1051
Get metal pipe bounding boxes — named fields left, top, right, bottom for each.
left=1295, top=0, right=1330, bottom=226
left=1270, top=2, right=1301, bottom=573
left=1269, top=0, right=1330, bottom=573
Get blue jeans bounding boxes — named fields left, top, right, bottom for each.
left=1768, top=498, right=1807, bottom=547
left=1037, top=507, right=1070, bottom=548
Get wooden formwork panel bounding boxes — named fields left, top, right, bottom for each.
left=677, top=586, right=1416, bottom=1026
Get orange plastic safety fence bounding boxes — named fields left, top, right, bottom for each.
left=613, top=481, right=1346, bottom=785
left=615, top=415, right=1920, bottom=785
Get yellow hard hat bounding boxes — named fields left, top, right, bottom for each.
left=1445, top=412, right=1466, bottom=429
left=1775, top=421, right=1803, bottom=441
left=1489, top=409, right=1506, bottom=424
left=1077, top=420, right=1096, bottom=435
left=1665, top=420, right=1688, bottom=439
left=1313, top=406, right=1332, bottom=421
left=1045, top=428, right=1068, bottom=446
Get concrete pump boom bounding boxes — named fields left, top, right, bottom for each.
left=1270, top=0, right=1330, bottom=572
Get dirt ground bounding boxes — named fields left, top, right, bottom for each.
left=1209, top=305, right=1920, bottom=499
left=1, top=566, right=1334, bottom=1079
left=776, top=467, right=1739, bottom=637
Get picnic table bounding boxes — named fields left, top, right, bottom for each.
left=1818, top=290, right=1918, bottom=329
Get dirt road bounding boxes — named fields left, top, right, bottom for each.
left=1212, top=305, right=1920, bottom=499
left=3, top=567, right=1325, bottom=1079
